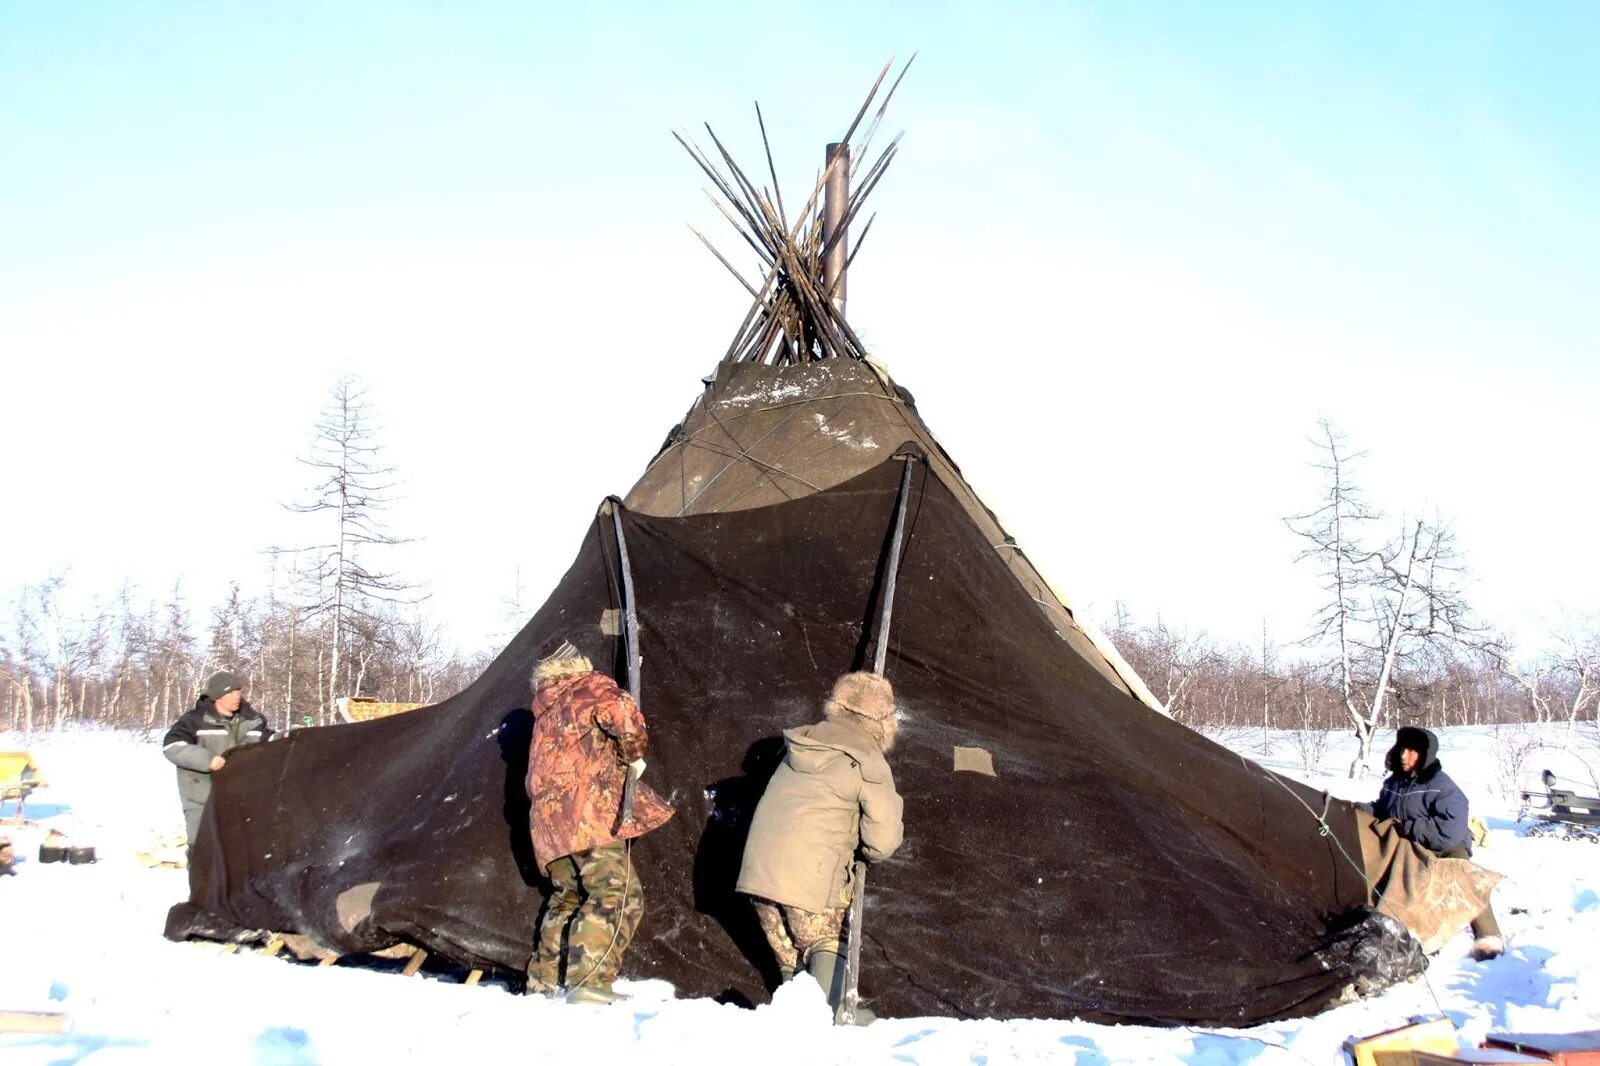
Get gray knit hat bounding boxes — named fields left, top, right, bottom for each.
left=539, top=640, right=580, bottom=665
left=203, top=670, right=243, bottom=701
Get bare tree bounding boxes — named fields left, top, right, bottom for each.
left=286, top=376, right=415, bottom=716
left=0, top=567, right=484, bottom=734
left=1286, top=667, right=1334, bottom=774
left=1497, top=618, right=1600, bottom=746
left=1490, top=723, right=1547, bottom=801
left=1148, top=621, right=1223, bottom=724
left=1258, top=619, right=1293, bottom=755
left=1287, top=420, right=1484, bottom=776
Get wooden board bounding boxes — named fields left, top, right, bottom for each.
left=0, top=1010, right=69, bottom=1034
left=1347, top=1018, right=1459, bottom=1066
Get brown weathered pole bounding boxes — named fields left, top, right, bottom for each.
left=607, top=497, right=641, bottom=825
left=839, top=454, right=918, bottom=1027
left=823, top=142, right=850, bottom=318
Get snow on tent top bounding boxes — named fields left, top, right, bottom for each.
left=166, top=68, right=1424, bottom=1022
left=626, top=355, right=1161, bottom=713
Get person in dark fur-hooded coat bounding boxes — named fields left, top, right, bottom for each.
left=1372, top=725, right=1504, bottom=959
left=1373, top=725, right=1472, bottom=854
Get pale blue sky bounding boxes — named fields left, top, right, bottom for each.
left=2, top=3, right=1596, bottom=656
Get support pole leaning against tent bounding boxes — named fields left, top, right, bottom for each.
left=838, top=453, right=917, bottom=1026
left=606, top=497, right=642, bottom=826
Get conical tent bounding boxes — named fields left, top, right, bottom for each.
left=168, top=78, right=1424, bottom=1023
left=168, top=445, right=1417, bottom=1023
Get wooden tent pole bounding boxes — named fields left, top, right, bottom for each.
left=871, top=457, right=915, bottom=676
left=608, top=498, right=642, bottom=825
left=839, top=454, right=917, bottom=1026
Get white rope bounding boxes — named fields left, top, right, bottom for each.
left=565, top=835, right=634, bottom=997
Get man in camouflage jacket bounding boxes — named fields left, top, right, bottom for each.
left=525, top=640, right=673, bottom=1004
left=161, top=669, right=272, bottom=853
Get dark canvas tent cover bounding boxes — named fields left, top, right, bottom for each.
left=168, top=363, right=1420, bottom=1023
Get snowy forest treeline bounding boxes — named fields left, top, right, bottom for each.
left=0, top=572, right=1592, bottom=743
left=0, top=577, right=488, bottom=734
left=2, top=386, right=1595, bottom=751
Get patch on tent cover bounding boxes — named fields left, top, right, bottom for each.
left=336, top=883, right=380, bottom=934
left=953, top=746, right=995, bottom=776
left=601, top=608, right=621, bottom=636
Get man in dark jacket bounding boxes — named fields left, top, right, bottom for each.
left=162, top=670, right=272, bottom=852
left=1374, top=725, right=1503, bottom=959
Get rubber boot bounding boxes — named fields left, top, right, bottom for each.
left=565, top=983, right=628, bottom=1005
left=807, top=950, right=875, bottom=1025
left=523, top=976, right=561, bottom=999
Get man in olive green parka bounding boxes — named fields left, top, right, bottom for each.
left=737, top=672, right=903, bottom=1018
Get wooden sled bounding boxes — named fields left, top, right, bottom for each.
left=0, top=750, right=45, bottom=824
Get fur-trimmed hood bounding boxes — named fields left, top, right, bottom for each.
left=824, top=671, right=894, bottom=720
left=823, top=671, right=897, bottom=752
left=533, top=655, right=594, bottom=685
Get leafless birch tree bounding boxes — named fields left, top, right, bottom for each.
left=1287, top=420, right=1484, bottom=776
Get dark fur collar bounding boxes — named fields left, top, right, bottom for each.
left=1410, top=758, right=1442, bottom=784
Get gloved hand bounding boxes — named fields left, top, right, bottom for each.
left=628, top=759, right=646, bottom=780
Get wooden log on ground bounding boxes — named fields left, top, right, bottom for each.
left=0, top=1010, right=70, bottom=1034
left=465, top=969, right=483, bottom=986
left=402, top=949, right=429, bottom=977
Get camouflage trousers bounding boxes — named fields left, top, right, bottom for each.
left=530, top=841, right=644, bottom=990
left=750, top=897, right=847, bottom=970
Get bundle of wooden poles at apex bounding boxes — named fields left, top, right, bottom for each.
left=677, top=55, right=914, bottom=366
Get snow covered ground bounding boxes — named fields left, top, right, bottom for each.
left=2, top=724, right=1596, bottom=1065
